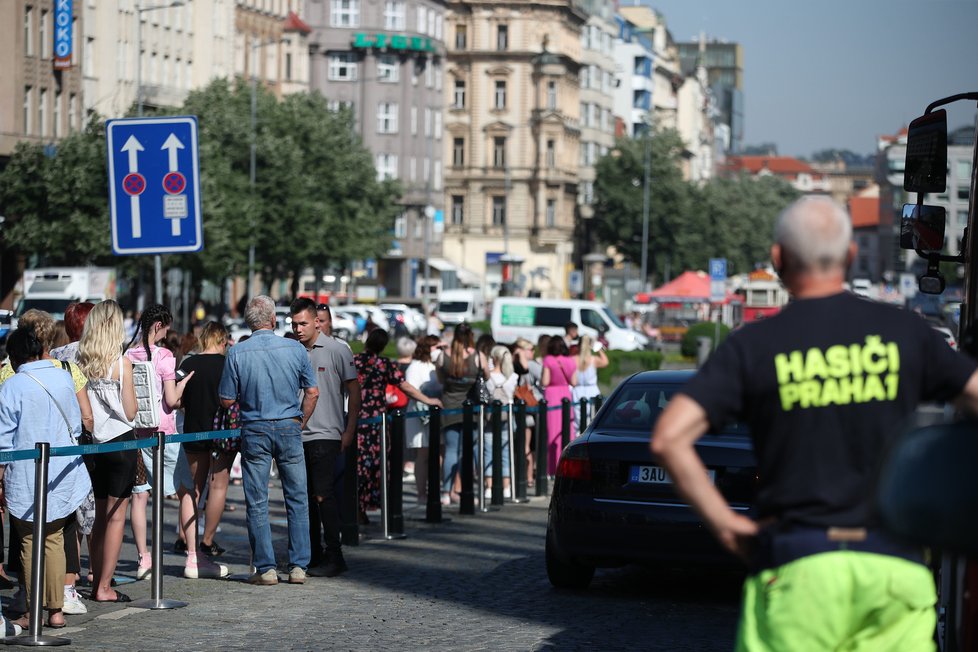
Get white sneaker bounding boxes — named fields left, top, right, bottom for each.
left=10, top=588, right=26, bottom=614
left=184, top=557, right=229, bottom=579
left=503, top=487, right=512, bottom=499
left=0, top=614, right=22, bottom=639
left=62, top=585, right=88, bottom=615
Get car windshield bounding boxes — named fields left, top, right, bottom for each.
left=15, top=299, right=73, bottom=320
left=601, top=306, right=626, bottom=328
left=438, top=301, right=469, bottom=313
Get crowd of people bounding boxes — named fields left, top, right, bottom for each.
left=0, top=293, right=605, bottom=636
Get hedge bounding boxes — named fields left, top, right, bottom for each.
left=680, top=321, right=730, bottom=358
left=597, top=348, right=664, bottom=390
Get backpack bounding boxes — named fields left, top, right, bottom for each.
left=131, top=360, right=161, bottom=429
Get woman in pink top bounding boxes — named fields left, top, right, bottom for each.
left=541, top=337, right=577, bottom=476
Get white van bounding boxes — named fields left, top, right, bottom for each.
left=436, top=289, right=486, bottom=325
left=491, top=298, right=648, bottom=351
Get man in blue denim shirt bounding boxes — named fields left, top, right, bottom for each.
left=219, top=296, right=319, bottom=585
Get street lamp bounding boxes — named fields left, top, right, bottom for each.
left=247, top=38, right=280, bottom=303
left=135, top=0, right=186, bottom=305
left=639, top=127, right=651, bottom=292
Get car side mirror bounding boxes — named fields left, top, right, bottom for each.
left=878, top=421, right=978, bottom=556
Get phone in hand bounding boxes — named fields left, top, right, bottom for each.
left=175, top=369, right=188, bottom=382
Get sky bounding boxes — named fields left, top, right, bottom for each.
left=642, top=0, right=978, bottom=157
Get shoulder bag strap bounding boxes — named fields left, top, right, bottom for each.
left=22, top=370, right=75, bottom=440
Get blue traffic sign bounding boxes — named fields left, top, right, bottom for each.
left=106, top=116, right=203, bottom=255
left=709, top=258, right=727, bottom=281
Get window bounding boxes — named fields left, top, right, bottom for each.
left=24, top=6, right=34, bottom=56
left=425, top=60, right=433, bottom=87
left=451, top=195, right=464, bottom=224
left=580, top=181, right=594, bottom=204
left=958, top=186, right=970, bottom=201
left=493, top=136, right=506, bottom=168
left=435, top=15, right=443, bottom=40
left=433, top=160, right=442, bottom=191
left=424, top=107, right=431, bottom=136
left=416, top=6, right=426, bottom=34
left=68, top=93, right=76, bottom=132
left=580, top=67, right=589, bottom=89
left=958, top=210, right=969, bottom=227
left=957, top=160, right=972, bottom=180
left=394, top=214, right=407, bottom=238
left=580, top=102, right=587, bottom=127
left=455, top=24, right=466, bottom=49
left=40, top=10, right=50, bottom=59
left=546, top=140, right=555, bottom=168
left=409, top=157, right=417, bottom=181
left=496, top=24, right=508, bottom=51
left=285, top=53, right=293, bottom=81
left=328, top=53, right=358, bottom=81
left=453, top=80, right=465, bottom=108
left=84, top=36, right=95, bottom=78
left=384, top=1, right=405, bottom=30
left=547, top=81, right=557, bottom=110
left=423, top=157, right=430, bottom=182
left=331, top=0, right=359, bottom=27
left=492, top=196, right=506, bottom=225
left=327, top=99, right=353, bottom=111
left=54, top=90, right=62, bottom=138
left=410, top=106, right=417, bottom=135
left=494, top=80, right=506, bottom=109
left=38, top=88, right=47, bottom=137
left=377, top=102, right=398, bottom=134
left=435, top=63, right=442, bottom=91
left=428, top=11, right=435, bottom=37
left=434, top=111, right=442, bottom=139
left=546, top=199, right=556, bottom=227
left=376, top=153, right=398, bottom=180
left=452, top=137, right=464, bottom=166
left=23, top=86, right=32, bottom=135
left=378, top=54, right=399, bottom=82
left=531, top=307, right=572, bottom=327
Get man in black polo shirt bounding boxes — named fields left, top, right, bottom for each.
left=290, top=298, right=360, bottom=577
left=652, top=196, right=978, bottom=650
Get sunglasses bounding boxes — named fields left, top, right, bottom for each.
left=317, top=304, right=331, bottom=312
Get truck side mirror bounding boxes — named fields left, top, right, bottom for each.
left=878, top=421, right=978, bottom=556
left=904, top=109, right=948, bottom=194
left=899, top=204, right=946, bottom=253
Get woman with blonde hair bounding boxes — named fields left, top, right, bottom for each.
left=78, top=300, right=138, bottom=603
left=178, top=322, right=236, bottom=565
left=572, top=335, right=608, bottom=426
left=484, top=345, right=517, bottom=498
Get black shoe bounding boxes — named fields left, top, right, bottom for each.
left=173, top=538, right=187, bottom=554
left=199, top=540, right=226, bottom=557
left=308, top=556, right=347, bottom=578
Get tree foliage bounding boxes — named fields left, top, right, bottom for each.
left=0, top=78, right=400, bottom=297
left=593, top=128, right=800, bottom=283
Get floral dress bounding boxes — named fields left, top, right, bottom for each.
left=354, top=350, right=404, bottom=513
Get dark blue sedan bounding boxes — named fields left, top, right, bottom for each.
left=546, top=370, right=757, bottom=589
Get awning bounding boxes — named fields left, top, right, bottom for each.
left=425, top=258, right=455, bottom=272
left=425, top=258, right=481, bottom=286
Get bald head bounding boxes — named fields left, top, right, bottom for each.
left=774, top=196, right=853, bottom=273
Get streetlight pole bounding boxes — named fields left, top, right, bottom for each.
left=639, top=128, right=651, bottom=292
left=135, top=0, right=185, bottom=306
left=248, top=38, right=278, bottom=302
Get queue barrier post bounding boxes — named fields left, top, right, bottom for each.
left=131, top=433, right=187, bottom=611
left=8, top=442, right=69, bottom=647
left=561, top=398, right=572, bottom=449
left=579, top=397, right=589, bottom=431
left=385, top=410, right=406, bottom=540
left=593, top=395, right=603, bottom=414
left=490, top=401, right=504, bottom=507
left=459, top=401, right=475, bottom=515
left=535, top=400, right=549, bottom=496
left=341, top=427, right=360, bottom=547
left=477, top=403, right=488, bottom=513
left=513, top=400, right=529, bottom=503
left=425, top=406, right=443, bottom=523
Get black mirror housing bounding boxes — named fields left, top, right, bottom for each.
left=904, top=109, right=948, bottom=194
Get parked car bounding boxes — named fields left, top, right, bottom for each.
left=932, top=325, right=958, bottom=350
left=492, top=297, right=648, bottom=351
left=338, top=304, right=391, bottom=337
left=380, top=303, right=425, bottom=337
left=545, top=369, right=756, bottom=589
left=330, top=313, right=356, bottom=341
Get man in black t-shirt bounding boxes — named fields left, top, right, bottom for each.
left=651, top=196, right=978, bottom=651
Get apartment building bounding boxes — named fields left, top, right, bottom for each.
left=611, top=15, right=653, bottom=138
left=678, top=38, right=743, bottom=154
left=1, top=0, right=86, bottom=161
left=307, top=0, right=448, bottom=299
left=443, top=0, right=586, bottom=299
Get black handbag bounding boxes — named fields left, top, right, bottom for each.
left=466, top=354, right=492, bottom=404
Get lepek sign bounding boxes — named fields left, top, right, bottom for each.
left=352, top=32, right=436, bottom=53
left=53, top=0, right=73, bottom=70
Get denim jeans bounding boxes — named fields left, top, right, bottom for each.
left=241, top=419, right=310, bottom=573
left=442, top=426, right=461, bottom=493
left=482, top=423, right=510, bottom=479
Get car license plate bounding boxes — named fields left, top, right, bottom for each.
left=630, top=465, right=715, bottom=485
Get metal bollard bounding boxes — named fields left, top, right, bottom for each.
left=513, top=400, right=529, bottom=503
left=383, top=410, right=406, bottom=540
left=459, top=401, right=475, bottom=515
left=341, top=427, right=360, bottom=547
left=561, top=398, right=572, bottom=448
left=425, top=406, right=443, bottom=523
left=477, top=403, right=488, bottom=513
left=506, top=402, right=516, bottom=502
left=9, top=443, right=69, bottom=646
left=535, top=400, right=549, bottom=496
left=579, top=397, right=589, bottom=431
left=490, top=400, right=504, bottom=507
left=132, top=433, right=188, bottom=610
left=594, top=395, right=603, bottom=414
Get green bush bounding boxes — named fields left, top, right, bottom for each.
left=597, top=348, right=663, bottom=390
left=680, top=321, right=731, bottom=358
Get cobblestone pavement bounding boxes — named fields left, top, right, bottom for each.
left=1, top=479, right=741, bottom=651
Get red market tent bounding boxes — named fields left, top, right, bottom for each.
left=633, top=270, right=740, bottom=306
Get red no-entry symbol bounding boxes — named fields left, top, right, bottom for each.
left=163, top=171, right=187, bottom=195
left=123, top=173, right=146, bottom=196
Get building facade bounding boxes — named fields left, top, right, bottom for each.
left=678, top=38, right=743, bottom=154
left=443, top=0, right=585, bottom=299
left=611, top=15, right=654, bottom=138
left=1, top=0, right=86, bottom=161
left=307, top=0, right=447, bottom=300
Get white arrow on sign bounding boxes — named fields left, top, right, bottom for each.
left=162, top=133, right=186, bottom=237
left=121, top=135, right=144, bottom=238
left=162, top=133, right=184, bottom=172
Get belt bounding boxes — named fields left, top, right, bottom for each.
left=749, top=526, right=924, bottom=574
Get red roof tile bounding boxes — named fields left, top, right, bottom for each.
left=849, top=196, right=880, bottom=229
left=283, top=11, right=312, bottom=34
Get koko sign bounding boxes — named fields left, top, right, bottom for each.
left=54, top=0, right=73, bottom=70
